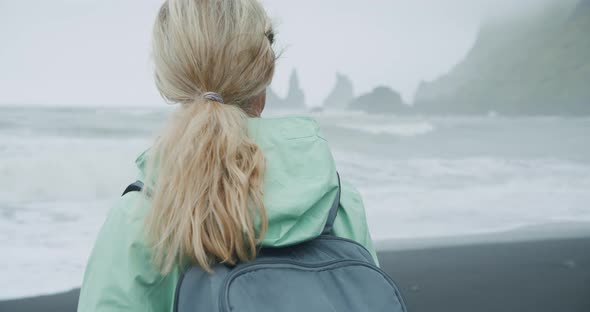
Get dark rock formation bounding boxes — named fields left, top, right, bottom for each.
left=323, top=73, right=354, bottom=110
left=349, top=86, right=410, bottom=114
left=265, top=69, right=307, bottom=111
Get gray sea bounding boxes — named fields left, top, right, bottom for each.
left=1, top=106, right=589, bottom=298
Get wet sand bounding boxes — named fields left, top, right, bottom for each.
left=382, top=236, right=590, bottom=312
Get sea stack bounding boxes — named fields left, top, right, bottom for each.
left=323, top=73, right=354, bottom=110
left=349, top=86, right=409, bottom=114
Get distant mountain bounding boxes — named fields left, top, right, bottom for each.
left=323, top=73, right=354, bottom=110
left=266, top=69, right=307, bottom=111
left=414, top=0, right=590, bottom=115
left=349, top=86, right=410, bottom=114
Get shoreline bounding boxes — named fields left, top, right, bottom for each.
left=374, top=220, right=590, bottom=251
left=2, top=222, right=590, bottom=311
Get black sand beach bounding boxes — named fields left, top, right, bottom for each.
left=2, top=226, right=589, bottom=312
left=384, top=237, right=590, bottom=312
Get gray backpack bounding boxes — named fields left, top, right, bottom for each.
left=122, top=176, right=407, bottom=312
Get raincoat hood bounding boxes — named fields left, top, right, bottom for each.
left=135, top=117, right=340, bottom=247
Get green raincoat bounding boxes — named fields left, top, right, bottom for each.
left=78, top=116, right=378, bottom=312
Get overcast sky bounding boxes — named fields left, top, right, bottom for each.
left=0, top=0, right=556, bottom=107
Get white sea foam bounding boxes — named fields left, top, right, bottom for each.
left=0, top=134, right=151, bottom=299
left=340, top=156, right=590, bottom=240
left=0, top=200, right=110, bottom=299
left=338, top=122, right=435, bottom=137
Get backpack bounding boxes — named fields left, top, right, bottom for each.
left=122, top=175, right=407, bottom=312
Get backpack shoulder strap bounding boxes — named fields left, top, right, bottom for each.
left=321, top=173, right=341, bottom=235
left=122, top=180, right=144, bottom=196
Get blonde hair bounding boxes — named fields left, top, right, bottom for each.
left=145, top=0, right=276, bottom=274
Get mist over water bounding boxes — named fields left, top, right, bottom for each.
left=0, top=0, right=570, bottom=107
left=1, top=106, right=590, bottom=298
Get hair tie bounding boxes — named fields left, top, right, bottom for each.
left=202, top=92, right=225, bottom=104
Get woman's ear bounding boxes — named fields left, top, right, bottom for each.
left=248, top=91, right=267, bottom=117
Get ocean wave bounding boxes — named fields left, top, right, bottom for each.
left=332, top=152, right=590, bottom=241
left=0, top=136, right=150, bottom=203
left=338, top=121, right=436, bottom=137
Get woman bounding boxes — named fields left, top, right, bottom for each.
left=78, top=0, right=378, bottom=311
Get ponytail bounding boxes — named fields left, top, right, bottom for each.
left=148, top=0, right=276, bottom=273
left=144, top=100, right=267, bottom=273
